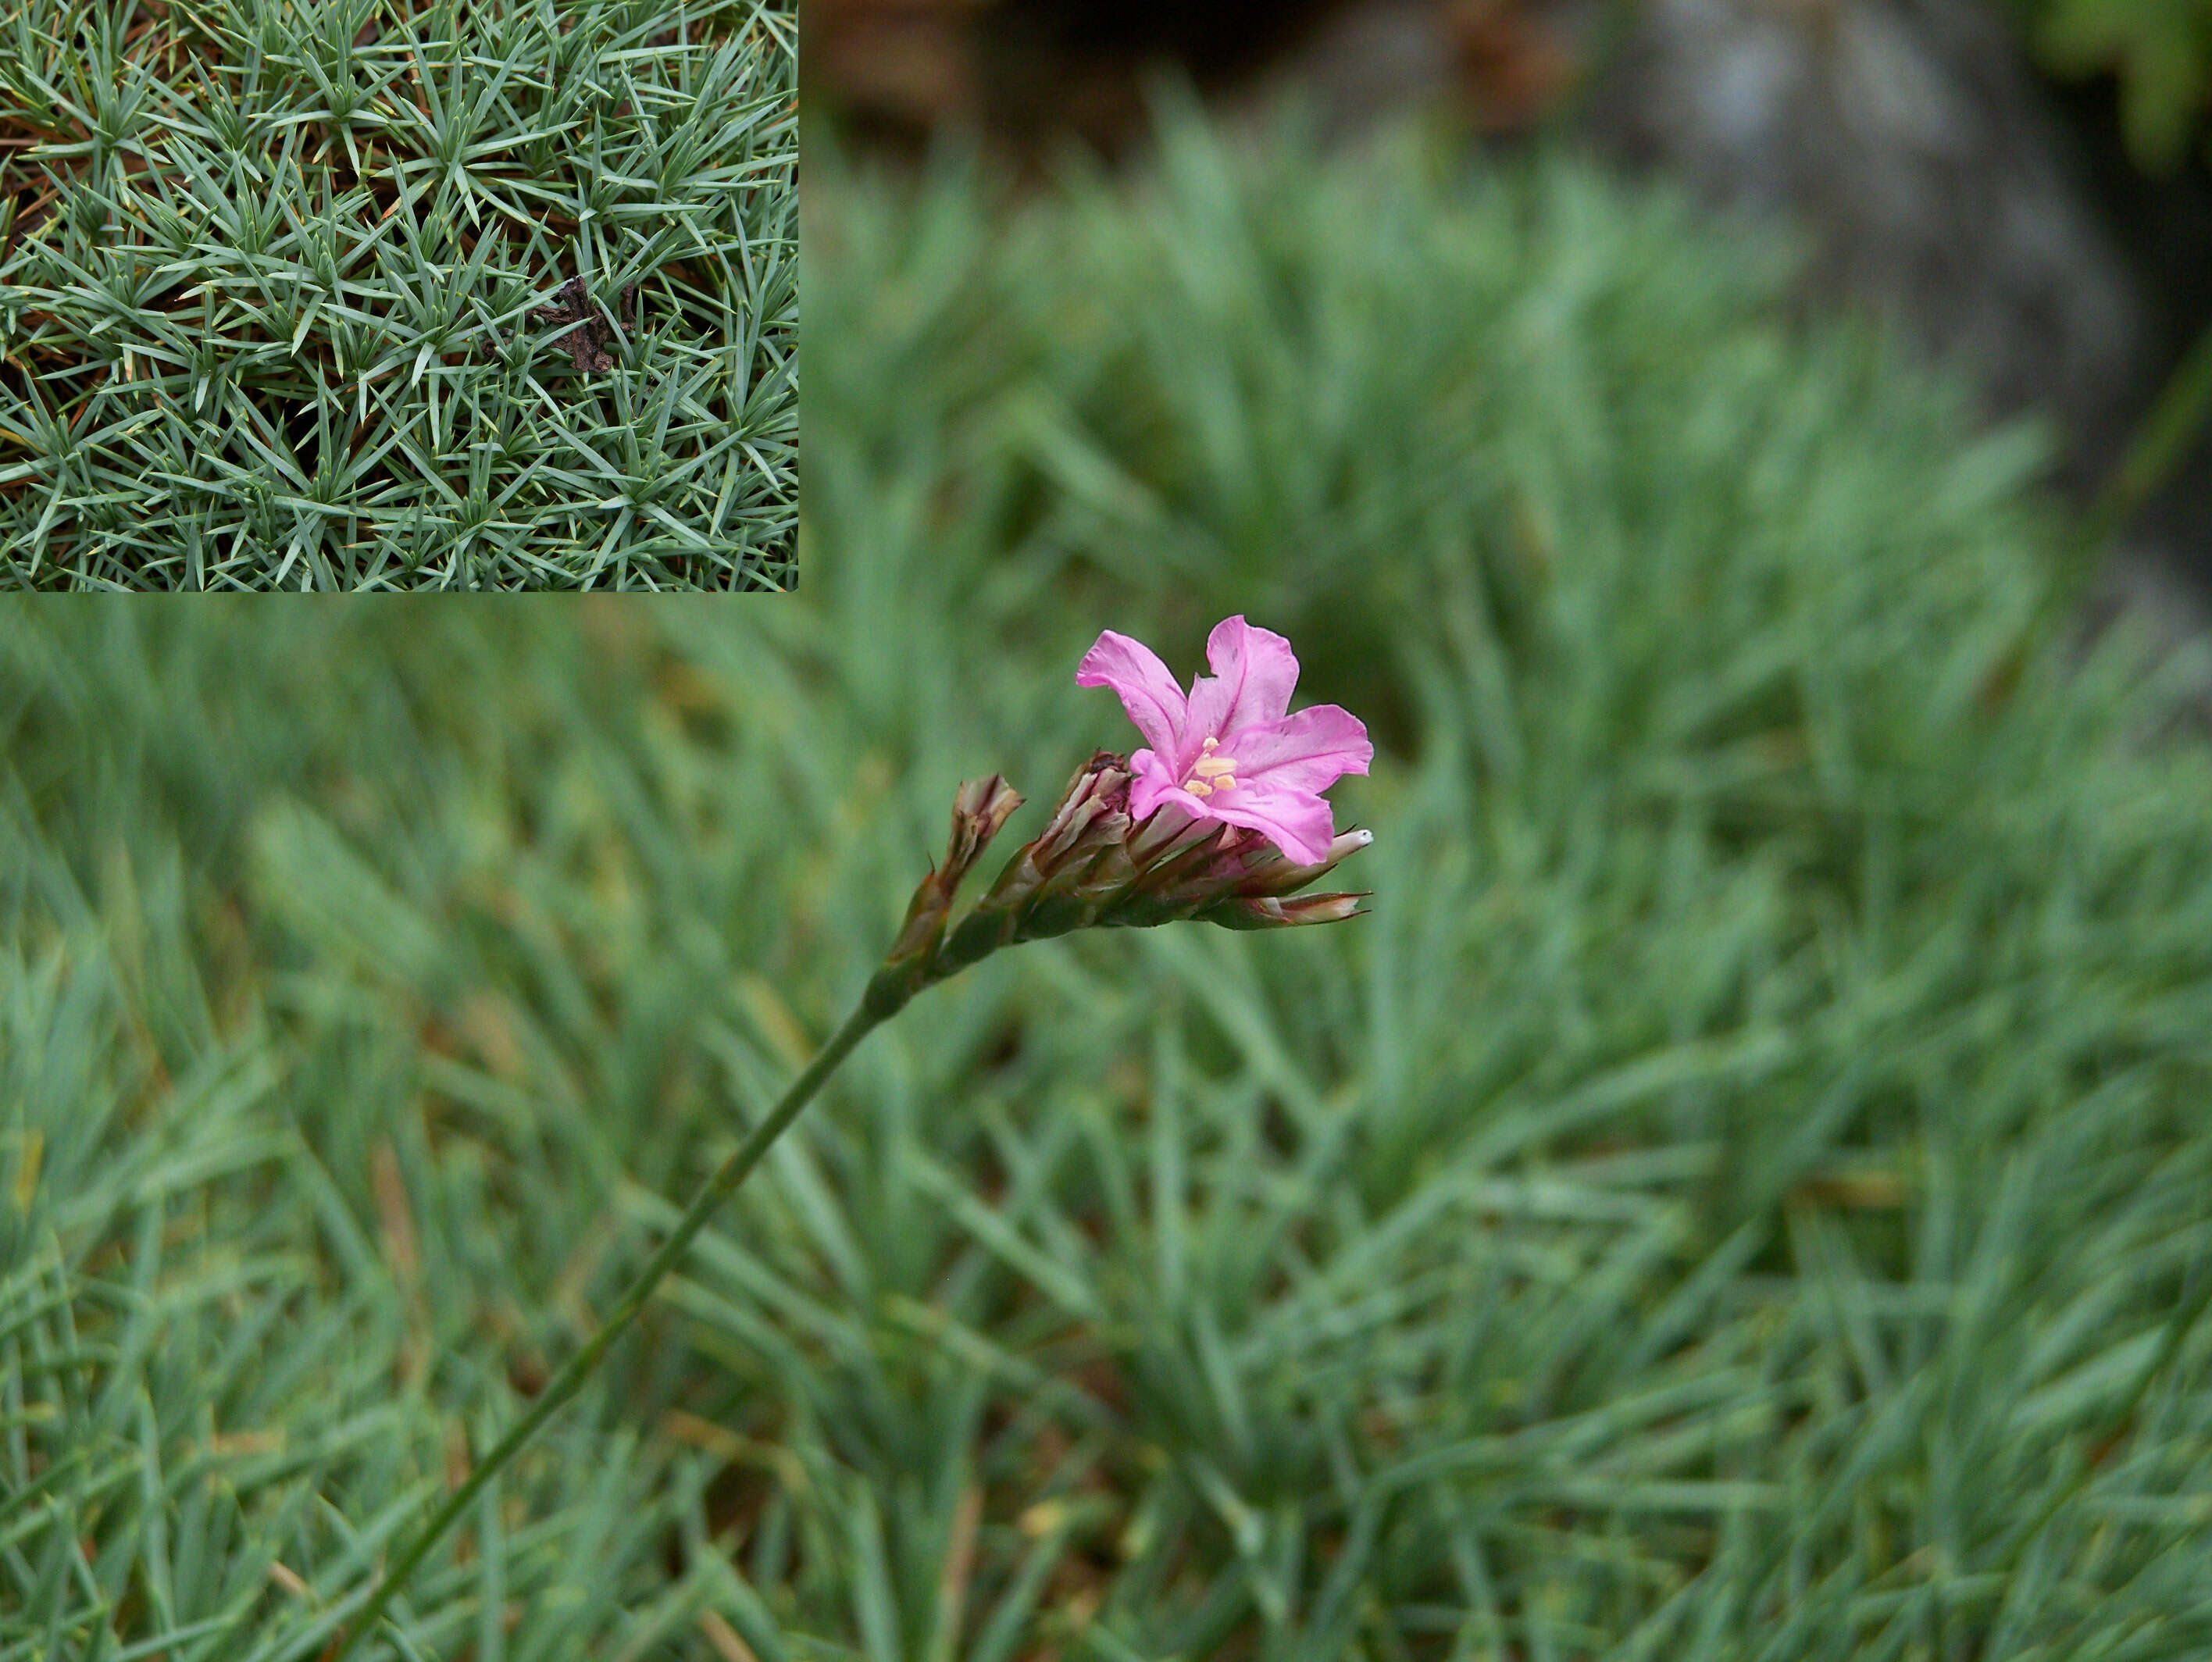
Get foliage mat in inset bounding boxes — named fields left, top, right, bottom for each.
left=0, top=0, right=794, bottom=589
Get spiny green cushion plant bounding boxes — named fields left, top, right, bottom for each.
left=0, top=0, right=794, bottom=589
left=8, top=107, right=2212, bottom=1657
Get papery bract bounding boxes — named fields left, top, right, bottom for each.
left=1077, top=615, right=1372, bottom=865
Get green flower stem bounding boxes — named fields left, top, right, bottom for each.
left=2089, top=312, right=2212, bottom=555
left=330, top=991, right=893, bottom=1661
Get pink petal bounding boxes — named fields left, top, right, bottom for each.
left=1076, top=631, right=1190, bottom=760
left=1184, top=615, right=1300, bottom=744
left=1227, top=704, right=1372, bottom=794
left=1209, top=616, right=1301, bottom=726
left=1127, top=751, right=1183, bottom=819
left=1200, top=779, right=1339, bottom=866
left=1142, top=783, right=1223, bottom=824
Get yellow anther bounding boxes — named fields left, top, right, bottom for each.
left=1183, top=738, right=1240, bottom=797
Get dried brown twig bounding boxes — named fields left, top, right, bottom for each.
left=483, top=274, right=639, bottom=373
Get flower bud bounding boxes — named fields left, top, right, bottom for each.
left=1196, top=890, right=1368, bottom=930
left=869, top=774, right=1023, bottom=1017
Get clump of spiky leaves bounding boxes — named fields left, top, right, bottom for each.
left=0, top=0, right=794, bottom=589
left=9, top=102, right=2212, bottom=1659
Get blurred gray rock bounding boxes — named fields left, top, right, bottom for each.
left=1580, top=0, right=2146, bottom=498
left=815, top=0, right=2205, bottom=640
left=1275, top=0, right=2203, bottom=641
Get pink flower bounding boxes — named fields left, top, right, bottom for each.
left=1076, top=616, right=1372, bottom=865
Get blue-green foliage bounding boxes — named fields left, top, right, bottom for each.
left=0, top=0, right=794, bottom=588
left=5, top=109, right=2212, bottom=1657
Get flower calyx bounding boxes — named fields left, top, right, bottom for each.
left=869, top=753, right=1370, bottom=1013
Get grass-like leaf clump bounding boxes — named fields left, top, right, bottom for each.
left=0, top=0, right=794, bottom=588
left=5, top=109, right=2212, bottom=1657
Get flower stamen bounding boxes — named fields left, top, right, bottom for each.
left=1183, top=736, right=1239, bottom=797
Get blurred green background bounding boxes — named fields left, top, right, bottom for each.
left=8, top=109, right=2212, bottom=1658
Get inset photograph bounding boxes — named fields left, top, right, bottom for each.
left=0, top=0, right=794, bottom=588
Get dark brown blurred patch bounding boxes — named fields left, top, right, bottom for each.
left=1440, top=0, right=1574, bottom=130
left=803, top=0, right=1575, bottom=155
